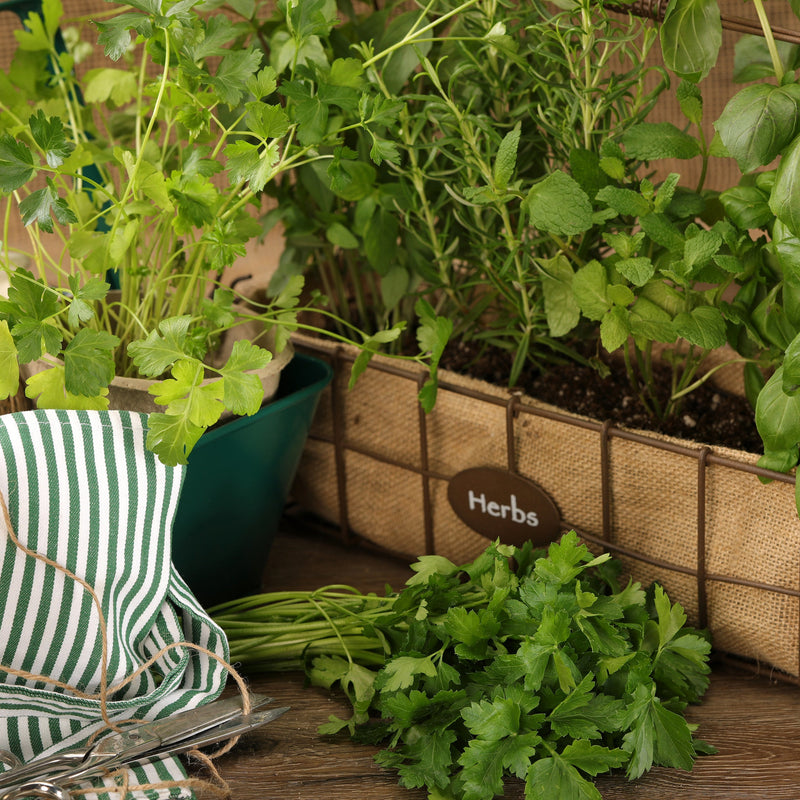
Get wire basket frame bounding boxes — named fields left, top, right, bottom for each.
left=290, top=337, right=800, bottom=685
left=608, top=0, right=800, bottom=44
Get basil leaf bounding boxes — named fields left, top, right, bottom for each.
left=715, top=83, right=800, bottom=174
left=660, top=0, right=722, bottom=82
left=770, top=135, right=800, bottom=236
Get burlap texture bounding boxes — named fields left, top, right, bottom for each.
left=291, top=333, right=800, bottom=678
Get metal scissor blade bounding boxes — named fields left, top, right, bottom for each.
left=151, top=705, right=290, bottom=758
left=62, top=700, right=289, bottom=786
left=0, top=692, right=279, bottom=794
left=91, top=691, right=275, bottom=760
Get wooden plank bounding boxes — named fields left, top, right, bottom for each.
left=199, top=529, right=800, bottom=798
left=203, top=666, right=800, bottom=799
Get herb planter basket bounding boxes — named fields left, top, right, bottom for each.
left=290, top=333, right=800, bottom=681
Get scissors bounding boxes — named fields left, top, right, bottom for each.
left=0, top=692, right=289, bottom=800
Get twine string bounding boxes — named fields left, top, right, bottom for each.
left=0, top=488, right=253, bottom=799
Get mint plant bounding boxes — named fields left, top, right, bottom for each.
left=0, top=0, right=450, bottom=464
left=529, top=102, right=766, bottom=418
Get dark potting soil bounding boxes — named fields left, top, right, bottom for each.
left=439, top=341, right=764, bottom=455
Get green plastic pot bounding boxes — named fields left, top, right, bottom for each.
left=170, top=352, right=333, bottom=607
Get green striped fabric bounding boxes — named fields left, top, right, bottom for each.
left=0, top=409, right=230, bottom=799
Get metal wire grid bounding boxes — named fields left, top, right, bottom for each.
left=291, top=338, right=800, bottom=684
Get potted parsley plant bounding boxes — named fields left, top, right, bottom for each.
left=0, top=0, right=452, bottom=604
left=0, top=0, right=447, bottom=468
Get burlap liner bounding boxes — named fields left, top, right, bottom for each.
left=290, top=332, right=800, bottom=679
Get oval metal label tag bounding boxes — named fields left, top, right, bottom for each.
left=447, top=467, right=562, bottom=547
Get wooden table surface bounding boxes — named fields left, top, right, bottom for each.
left=200, top=529, right=800, bottom=799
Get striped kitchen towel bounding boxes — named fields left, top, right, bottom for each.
left=0, top=408, right=230, bottom=799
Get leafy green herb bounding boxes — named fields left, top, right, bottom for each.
left=212, top=532, right=713, bottom=800
left=258, top=0, right=668, bottom=384
left=0, top=0, right=450, bottom=465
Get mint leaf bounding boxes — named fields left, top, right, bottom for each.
left=526, top=172, right=593, bottom=236
left=541, top=255, right=581, bottom=337
left=600, top=305, right=630, bottom=352
left=683, top=228, right=722, bottom=271
left=677, top=80, right=703, bottom=125
left=572, top=260, right=609, bottom=321
left=493, top=122, right=520, bottom=191
left=673, top=306, right=726, bottom=349
left=622, top=122, right=701, bottom=161
left=615, top=256, right=654, bottom=287
left=596, top=185, right=651, bottom=217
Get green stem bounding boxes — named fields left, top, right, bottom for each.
left=107, top=30, right=172, bottom=280
left=752, top=0, right=783, bottom=81
left=362, top=0, right=481, bottom=68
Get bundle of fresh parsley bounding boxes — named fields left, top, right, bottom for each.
left=212, top=532, right=713, bottom=799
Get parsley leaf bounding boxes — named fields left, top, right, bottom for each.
left=235, top=532, right=715, bottom=799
